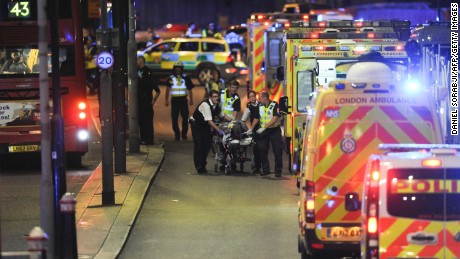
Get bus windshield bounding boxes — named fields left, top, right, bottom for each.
left=0, top=46, right=75, bottom=77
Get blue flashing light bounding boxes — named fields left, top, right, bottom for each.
left=372, top=84, right=381, bottom=88
left=335, top=83, right=345, bottom=90
left=407, top=81, right=419, bottom=91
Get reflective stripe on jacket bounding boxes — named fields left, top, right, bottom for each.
left=259, top=101, right=277, bottom=128
left=221, top=89, right=239, bottom=116
left=170, top=76, right=187, bottom=97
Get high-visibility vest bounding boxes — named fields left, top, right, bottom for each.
left=208, top=78, right=224, bottom=92
left=170, top=76, right=187, bottom=97
left=259, top=101, right=277, bottom=128
left=220, top=89, right=239, bottom=116
left=84, top=47, right=97, bottom=69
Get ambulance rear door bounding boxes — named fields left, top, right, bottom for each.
left=265, top=30, right=284, bottom=101
left=286, top=57, right=316, bottom=171
left=381, top=163, right=460, bottom=258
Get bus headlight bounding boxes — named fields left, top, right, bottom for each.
left=77, top=130, right=88, bottom=141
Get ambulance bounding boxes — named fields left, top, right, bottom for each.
left=281, top=20, right=411, bottom=171
left=297, top=61, right=443, bottom=258
left=361, top=144, right=460, bottom=259
left=246, top=12, right=309, bottom=101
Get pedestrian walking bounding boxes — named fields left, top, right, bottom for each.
left=137, top=56, right=160, bottom=145
left=241, top=90, right=261, bottom=174
left=190, top=89, right=223, bottom=174
left=254, top=91, right=283, bottom=177
left=164, top=60, right=194, bottom=141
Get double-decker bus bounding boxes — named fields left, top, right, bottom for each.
left=0, top=0, right=88, bottom=165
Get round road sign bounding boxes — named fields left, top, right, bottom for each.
left=96, top=51, right=114, bottom=69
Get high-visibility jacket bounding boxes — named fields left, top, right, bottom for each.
left=170, top=75, right=188, bottom=97
left=259, top=101, right=279, bottom=128
left=207, top=78, right=224, bottom=92
left=84, top=47, right=97, bottom=70
left=220, top=89, right=239, bottom=116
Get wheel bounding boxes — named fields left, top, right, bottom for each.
left=197, top=65, right=215, bottom=85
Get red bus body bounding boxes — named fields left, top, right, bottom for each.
left=0, top=0, right=88, bottom=161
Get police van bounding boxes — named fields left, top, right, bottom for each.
left=361, top=144, right=460, bottom=259
left=297, top=61, right=443, bottom=258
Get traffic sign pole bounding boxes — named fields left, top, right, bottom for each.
left=99, top=0, right=115, bottom=205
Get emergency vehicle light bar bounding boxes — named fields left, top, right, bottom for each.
left=291, top=20, right=410, bottom=29
left=378, top=144, right=460, bottom=152
left=249, top=12, right=308, bottom=21
left=286, top=31, right=400, bottom=40
left=332, top=81, right=395, bottom=91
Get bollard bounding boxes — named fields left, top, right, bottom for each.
left=27, top=226, right=48, bottom=259
left=60, top=192, right=78, bottom=259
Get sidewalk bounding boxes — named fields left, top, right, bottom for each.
left=75, top=144, right=165, bottom=259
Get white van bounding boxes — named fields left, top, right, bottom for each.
left=361, top=144, right=460, bottom=259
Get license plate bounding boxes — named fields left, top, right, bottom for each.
left=324, top=226, right=362, bottom=240
left=8, top=145, right=40, bottom=153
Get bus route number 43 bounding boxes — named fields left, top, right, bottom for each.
left=96, top=52, right=114, bottom=70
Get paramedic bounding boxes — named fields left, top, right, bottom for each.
left=220, top=79, right=241, bottom=121
left=254, top=91, right=283, bottom=177
left=218, top=79, right=241, bottom=170
left=203, top=69, right=225, bottom=99
left=165, top=61, right=194, bottom=141
left=190, top=89, right=223, bottom=174
left=241, top=90, right=261, bottom=173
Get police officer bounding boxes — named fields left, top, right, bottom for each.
left=191, top=89, right=223, bottom=174
left=165, top=61, right=194, bottom=141
left=241, top=90, right=261, bottom=174
left=220, top=79, right=241, bottom=121
left=137, top=56, right=160, bottom=145
left=254, top=91, right=283, bottom=177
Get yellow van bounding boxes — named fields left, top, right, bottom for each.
left=361, top=144, right=460, bottom=259
left=297, top=62, right=443, bottom=258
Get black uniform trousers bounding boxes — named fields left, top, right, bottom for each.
left=171, top=96, right=189, bottom=139
left=257, top=126, right=283, bottom=174
left=138, top=101, right=154, bottom=143
left=191, top=122, right=212, bottom=172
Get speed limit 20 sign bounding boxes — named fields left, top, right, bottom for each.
left=96, top=51, right=114, bottom=69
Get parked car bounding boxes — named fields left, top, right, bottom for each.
left=138, top=37, right=240, bottom=85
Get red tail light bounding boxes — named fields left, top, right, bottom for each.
left=368, top=217, right=377, bottom=234
left=303, top=180, right=315, bottom=223
left=78, top=101, right=87, bottom=120
left=226, top=54, right=234, bottom=63
left=302, top=14, right=309, bottom=20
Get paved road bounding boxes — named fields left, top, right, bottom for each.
left=0, top=95, right=102, bottom=252
left=119, top=139, right=300, bottom=259
left=120, top=82, right=301, bottom=258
